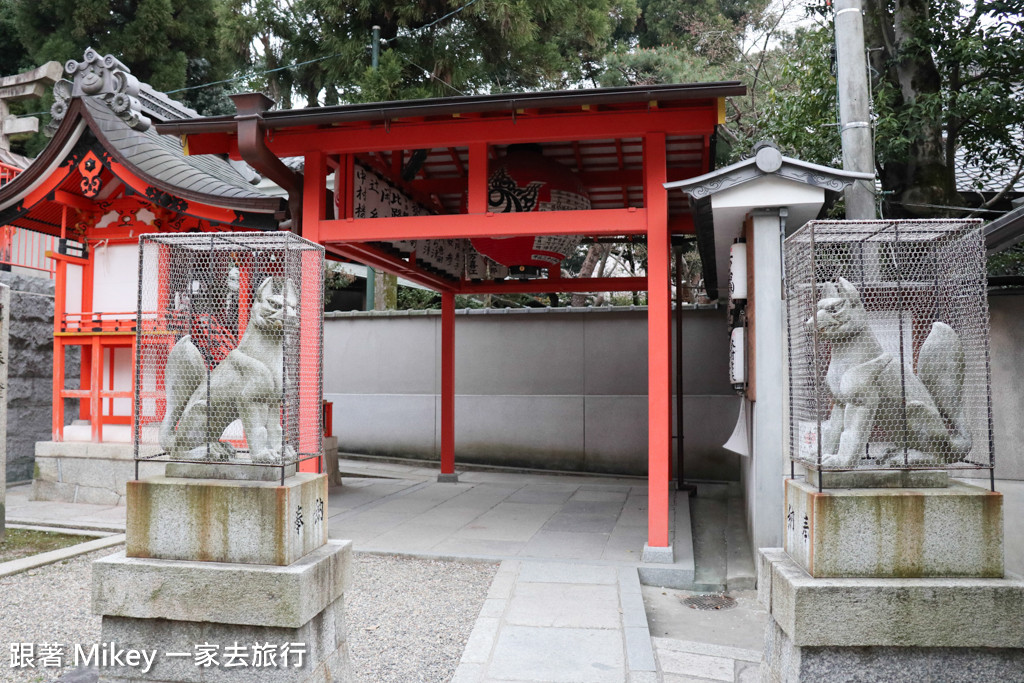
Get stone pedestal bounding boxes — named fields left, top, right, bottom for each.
left=93, top=472, right=351, bottom=682
left=760, top=476, right=1022, bottom=682
left=784, top=477, right=1003, bottom=578
left=758, top=549, right=1024, bottom=682
left=126, top=473, right=327, bottom=565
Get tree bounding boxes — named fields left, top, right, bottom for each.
left=10, top=0, right=238, bottom=114
left=760, top=0, right=1024, bottom=218
left=866, top=0, right=1024, bottom=216
left=216, top=0, right=641, bottom=107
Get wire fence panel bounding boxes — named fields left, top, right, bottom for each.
left=133, top=232, right=324, bottom=474
left=784, top=220, right=993, bottom=473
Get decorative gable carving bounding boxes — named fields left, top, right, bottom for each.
left=49, top=47, right=151, bottom=133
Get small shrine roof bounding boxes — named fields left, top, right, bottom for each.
left=0, top=49, right=282, bottom=236
left=79, top=95, right=274, bottom=208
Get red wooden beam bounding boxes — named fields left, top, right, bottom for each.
left=326, top=243, right=457, bottom=293
left=319, top=208, right=648, bottom=242
left=458, top=276, right=648, bottom=295
left=184, top=108, right=719, bottom=159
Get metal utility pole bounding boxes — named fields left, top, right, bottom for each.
left=834, top=0, right=876, bottom=219
left=365, top=25, right=381, bottom=310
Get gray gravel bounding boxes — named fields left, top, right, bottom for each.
left=0, top=547, right=114, bottom=683
left=347, top=554, right=497, bottom=683
left=0, top=547, right=497, bottom=683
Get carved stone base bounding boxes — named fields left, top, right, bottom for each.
left=758, top=549, right=1024, bottom=682
left=783, top=477, right=1002, bottom=578
left=93, top=541, right=352, bottom=682
left=126, top=474, right=328, bottom=566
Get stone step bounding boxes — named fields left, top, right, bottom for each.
left=690, top=495, right=728, bottom=592
left=726, top=497, right=756, bottom=590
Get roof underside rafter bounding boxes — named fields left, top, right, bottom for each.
left=159, top=82, right=745, bottom=295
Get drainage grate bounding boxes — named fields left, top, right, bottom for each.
left=681, top=594, right=738, bottom=611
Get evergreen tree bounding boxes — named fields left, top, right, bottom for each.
left=10, top=0, right=238, bottom=113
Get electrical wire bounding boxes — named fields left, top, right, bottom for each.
left=394, top=53, right=468, bottom=96
left=162, top=0, right=482, bottom=96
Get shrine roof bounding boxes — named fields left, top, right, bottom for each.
left=79, top=95, right=275, bottom=208
left=156, top=81, right=744, bottom=135
left=0, top=49, right=282, bottom=235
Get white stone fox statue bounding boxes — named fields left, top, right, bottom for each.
left=159, top=276, right=298, bottom=462
left=811, top=277, right=972, bottom=467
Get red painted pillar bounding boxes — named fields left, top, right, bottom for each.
left=52, top=259, right=66, bottom=441
left=90, top=339, right=102, bottom=442
left=645, top=132, right=672, bottom=549
left=299, top=149, right=326, bottom=474
left=439, top=290, right=457, bottom=481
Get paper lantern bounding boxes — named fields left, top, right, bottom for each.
left=729, top=326, right=746, bottom=389
left=729, top=240, right=747, bottom=300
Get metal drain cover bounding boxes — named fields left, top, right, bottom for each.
left=681, top=594, right=737, bottom=611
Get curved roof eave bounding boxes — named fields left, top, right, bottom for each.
left=0, top=104, right=87, bottom=214
left=77, top=97, right=282, bottom=216
left=0, top=98, right=284, bottom=220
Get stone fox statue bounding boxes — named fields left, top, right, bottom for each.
left=811, top=277, right=971, bottom=467
left=160, top=276, right=297, bottom=462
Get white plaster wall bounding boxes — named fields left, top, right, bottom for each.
left=989, top=294, right=1024, bottom=481
left=65, top=263, right=83, bottom=314
left=92, top=243, right=138, bottom=313
left=323, top=307, right=740, bottom=478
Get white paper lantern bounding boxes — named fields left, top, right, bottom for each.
left=729, top=326, right=746, bottom=388
left=729, top=241, right=747, bottom=300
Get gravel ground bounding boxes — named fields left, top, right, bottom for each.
left=0, top=547, right=496, bottom=683
left=347, top=554, right=497, bottom=683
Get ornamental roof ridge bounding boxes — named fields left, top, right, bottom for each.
left=47, top=47, right=202, bottom=136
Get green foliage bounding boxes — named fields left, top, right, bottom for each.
left=599, top=45, right=729, bottom=87
left=217, top=0, right=642, bottom=106
left=988, top=244, right=1024, bottom=278
left=759, top=0, right=1024, bottom=217
left=757, top=26, right=840, bottom=167
left=10, top=0, right=238, bottom=113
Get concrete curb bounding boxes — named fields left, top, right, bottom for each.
left=5, top=523, right=118, bottom=538
left=6, top=517, right=126, bottom=534
left=0, top=534, right=126, bottom=578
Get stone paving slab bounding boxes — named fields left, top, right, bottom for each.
left=451, top=561, right=657, bottom=682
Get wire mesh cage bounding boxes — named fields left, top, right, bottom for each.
left=133, top=232, right=324, bottom=477
left=784, top=220, right=993, bottom=475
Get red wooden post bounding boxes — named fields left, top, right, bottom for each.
left=90, top=339, right=102, bottom=442
left=302, top=150, right=326, bottom=244
left=52, top=338, right=65, bottom=441
left=51, top=257, right=66, bottom=440
left=298, top=248, right=322, bottom=474
left=439, top=290, right=457, bottom=481
left=645, top=132, right=672, bottom=549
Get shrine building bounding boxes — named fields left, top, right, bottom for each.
left=1, top=49, right=870, bottom=560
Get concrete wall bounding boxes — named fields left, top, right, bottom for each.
left=989, top=294, right=1024, bottom=481
left=324, top=306, right=742, bottom=479
left=0, top=272, right=77, bottom=482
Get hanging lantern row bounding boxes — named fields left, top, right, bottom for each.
left=728, top=238, right=748, bottom=393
